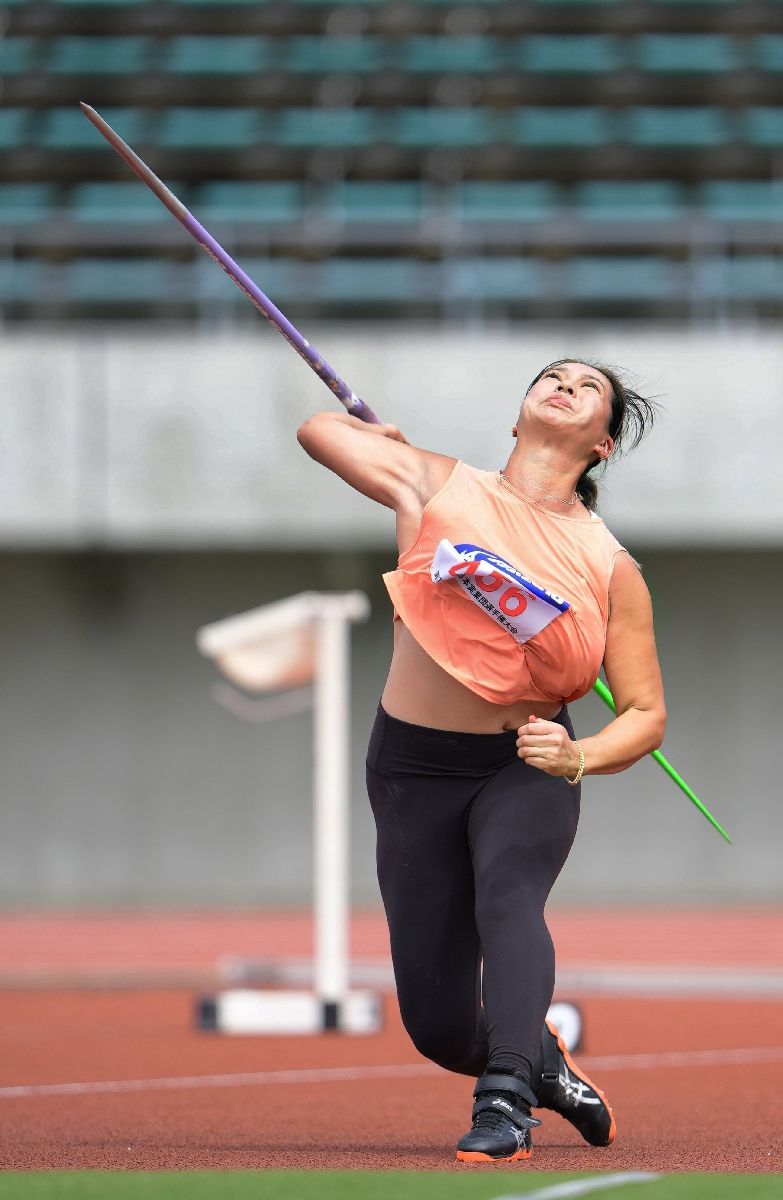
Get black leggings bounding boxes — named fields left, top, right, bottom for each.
left=366, top=704, right=580, bottom=1092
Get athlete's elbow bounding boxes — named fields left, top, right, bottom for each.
left=646, top=705, right=667, bottom=753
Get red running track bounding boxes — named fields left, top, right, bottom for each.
left=0, top=909, right=781, bottom=1173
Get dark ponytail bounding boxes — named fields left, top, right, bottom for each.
left=526, top=359, right=659, bottom=512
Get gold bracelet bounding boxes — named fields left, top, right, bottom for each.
left=564, top=743, right=585, bottom=786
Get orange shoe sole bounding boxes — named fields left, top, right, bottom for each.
left=456, top=1147, right=532, bottom=1163
left=545, top=1018, right=617, bottom=1145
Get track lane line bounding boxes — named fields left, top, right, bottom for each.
left=0, top=1047, right=781, bottom=1100
left=496, top=1173, right=661, bottom=1200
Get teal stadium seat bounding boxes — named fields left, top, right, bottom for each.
left=67, top=258, right=179, bottom=302
left=278, top=108, right=380, bottom=147
left=744, top=109, right=783, bottom=146
left=0, top=110, right=30, bottom=147
left=646, top=0, right=734, bottom=6
left=46, top=37, right=150, bottom=73
left=574, top=181, right=685, bottom=220
left=70, top=182, right=185, bottom=223
left=38, top=107, right=144, bottom=148
left=193, top=256, right=299, bottom=303
left=0, top=259, right=45, bottom=303
left=394, top=108, right=499, bottom=146
left=754, top=37, right=783, bottom=72
left=53, top=0, right=147, bottom=6
left=696, top=257, right=783, bottom=300
left=530, top=0, right=621, bottom=6
left=510, top=108, right=615, bottom=146
left=414, top=0, right=504, bottom=5
left=633, top=35, right=741, bottom=72
left=157, top=108, right=261, bottom=148
left=317, top=259, right=425, bottom=303
left=196, top=181, right=304, bottom=223
left=398, top=37, right=503, bottom=74
left=285, top=37, right=386, bottom=73
left=162, top=37, right=269, bottom=74
left=322, top=182, right=424, bottom=223
left=0, top=184, right=57, bottom=222
left=515, top=36, right=621, bottom=73
left=0, top=37, right=36, bottom=74
left=700, top=181, right=783, bottom=221
left=456, top=182, right=559, bottom=221
left=172, top=0, right=284, bottom=6
left=449, top=257, right=545, bottom=301
left=566, top=257, right=676, bottom=300
left=627, top=107, right=730, bottom=146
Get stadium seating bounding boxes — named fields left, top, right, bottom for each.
left=0, top=259, right=46, bottom=303
left=399, top=38, right=504, bottom=74
left=70, top=183, right=185, bottom=223
left=393, top=108, right=499, bottom=147
left=161, top=38, right=270, bottom=75
left=0, top=110, right=29, bottom=147
left=448, top=257, right=546, bottom=302
left=0, top=185, right=58, bottom=223
left=744, top=109, right=783, bottom=146
left=195, top=182, right=305, bottom=224
left=317, top=259, right=426, bottom=304
left=574, top=181, right=686, bottom=221
left=157, top=108, right=261, bottom=148
left=0, top=37, right=36, bottom=74
left=46, top=37, right=151, bottom=74
left=565, top=257, right=677, bottom=301
left=285, top=37, right=387, bottom=73
left=2, top=1, right=783, bottom=317
left=633, top=35, right=742, bottom=73
left=754, top=37, right=783, bottom=73
left=515, top=36, right=621, bottom=73
left=278, top=108, right=381, bottom=147
left=321, top=182, right=425, bottom=224
left=37, top=108, right=145, bottom=149
left=627, top=107, right=731, bottom=146
left=67, top=258, right=180, bottom=302
left=456, top=182, right=560, bottom=222
left=700, top=181, right=783, bottom=221
left=509, top=108, right=616, bottom=147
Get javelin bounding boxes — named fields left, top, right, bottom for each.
left=79, top=103, right=381, bottom=425
left=79, top=103, right=729, bottom=844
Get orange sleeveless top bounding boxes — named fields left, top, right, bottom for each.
left=383, top=460, right=627, bottom=707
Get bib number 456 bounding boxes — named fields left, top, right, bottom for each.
left=449, top=559, right=529, bottom=617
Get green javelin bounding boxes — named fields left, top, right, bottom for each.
left=591, top=677, right=731, bottom=844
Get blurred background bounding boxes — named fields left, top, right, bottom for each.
left=1, top=0, right=781, bottom=911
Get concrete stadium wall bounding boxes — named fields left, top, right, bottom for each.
left=0, top=548, right=779, bottom=908
left=1, top=323, right=782, bottom=548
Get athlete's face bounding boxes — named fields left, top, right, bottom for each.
left=518, top=361, right=615, bottom=465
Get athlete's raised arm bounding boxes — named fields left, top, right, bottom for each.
left=297, top=410, right=455, bottom=517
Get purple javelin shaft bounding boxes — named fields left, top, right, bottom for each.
left=79, top=102, right=382, bottom=425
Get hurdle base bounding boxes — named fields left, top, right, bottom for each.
left=196, top=988, right=383, bottom=1035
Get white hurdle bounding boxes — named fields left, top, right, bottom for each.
left=195, top=590, right=382, bottom=1035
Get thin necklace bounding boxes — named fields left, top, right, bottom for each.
left=498, top=470, right=578, bottom=508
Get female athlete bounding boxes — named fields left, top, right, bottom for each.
left=297, top=359, right=666, bottom=1163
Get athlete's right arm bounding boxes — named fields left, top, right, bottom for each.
left=296, top=410, right=454, bottom=513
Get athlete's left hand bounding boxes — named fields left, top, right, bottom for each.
left=516, top=715, right=581, bottom=778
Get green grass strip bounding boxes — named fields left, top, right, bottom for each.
left=0, top=1172, right=781, bottom=1200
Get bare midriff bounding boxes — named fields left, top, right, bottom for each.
left=381, top=619, right=564, bottom=734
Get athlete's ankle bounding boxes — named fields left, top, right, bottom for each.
left=482, top=1062, right=537, bottom=1112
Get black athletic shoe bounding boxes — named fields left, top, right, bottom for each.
left=536, top=1019, right=616, bottom=1147
left=456, top=1072, right=541, bottom=1163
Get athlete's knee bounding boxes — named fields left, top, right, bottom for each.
left=399, top=1006, right=477, bottom=1071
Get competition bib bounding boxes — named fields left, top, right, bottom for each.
left=431, top=539, right=569, bottom=645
